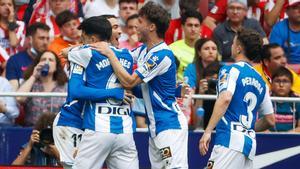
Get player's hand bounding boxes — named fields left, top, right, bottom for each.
left=29, top=130, right=40, bottom=148
left=123, top=91, right=134, bottom=105
left=90, top=42, right=114, bottom=58
left=199, top=131, right=211, bottom=156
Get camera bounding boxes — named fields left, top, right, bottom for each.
left=206, top=78, right=218, bottom=94
left=41, top=63, right=49, bottom=77
left=34, top=128, right=54, bottom=148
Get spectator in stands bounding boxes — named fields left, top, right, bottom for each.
left=118, top=0, right=139, bottom=42
left=101, top=15, right=122, bottom=47
left=0, top=0, right=25, bottom=56
left=48, top=10, right=81, bottom=67
left=27, top=0, right=78, bottom=39
left=119, top=0, right=138, bottom=27
left=254, top=43, right=300, bottom=95
left=264, top=0, right=287, bottom=28
left=164, top=0, right=213, bottom=45
left=169, top=10, right=203, bottom=81
left=0, top=45, right=9, bottom=75
left=270, top=66, right=300, bottom=132
left=149, top=0, right=180, bottom=19
left=16, top=51, right=67, bottom=126
left=119, top=14, right=142, bottom=50
left=203, top=0, right=268, bottom=31
left=269, top=0, right=300, bottom=64
left=12, top=112, right=60, bottom=166
left=83, top=0, right=119, bottom=18
left=0, top=76, right=19, bottom=126
left=183, top=38, right=220, bottom=129
left=6, top=22, right=50, bottom=91
left=213, top=0, right=267, bottom=62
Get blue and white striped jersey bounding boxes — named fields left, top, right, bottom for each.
left=68, top=45, right=136, bottom=134
left=57, top=62, right=125, bottom=129
left=132, top=42, right=188, bottom=137
left=215, top=62, right=274, bottom=160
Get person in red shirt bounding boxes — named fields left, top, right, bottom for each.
left=164, top=0, right=213, bottom=45
left=203, top=0, right=268, bottom=31
left=48, top=10, right=81, bottom=67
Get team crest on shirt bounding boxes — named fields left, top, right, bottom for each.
left=72, top=65, right=83, bottom=75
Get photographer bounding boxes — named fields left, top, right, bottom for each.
left=16, top=51, right=67, bottom=126
left=12, top=112, right=60, bottom=166
left=184, top=38, right=221, bottom=129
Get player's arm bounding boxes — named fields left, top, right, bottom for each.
left=255, top=86, right=275, bottom=132
left=90, top=43, right=142, bottom=89
left=199, top=66, right=238, bottom=156
left=199, top=91, right=232, bottom=156
left=69, top=63, right=125, bottom=101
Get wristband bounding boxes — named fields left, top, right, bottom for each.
left=8, top=22, right=19, bottom=31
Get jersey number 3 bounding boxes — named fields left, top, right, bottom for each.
left=241, top=92, right=257, bottom=129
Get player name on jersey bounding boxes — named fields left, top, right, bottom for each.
left=242, top=77, right=263, bottom=94
left=96, top=58, right=131, bottom=70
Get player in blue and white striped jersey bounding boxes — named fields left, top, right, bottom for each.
left=53, top=61, right=126, bottom=169
left=67, top=17, right=138, bottom=169
left=89, top=2, right=188, bottom=169
left=199, top=28, right=275, bottom=169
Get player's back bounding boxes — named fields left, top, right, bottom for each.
left=215, top=61, right=268, bottom=160
left=83, top=47, right=136, bottom=133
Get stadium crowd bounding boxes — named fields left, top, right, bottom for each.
left=0, top=0, right=299, bottom=167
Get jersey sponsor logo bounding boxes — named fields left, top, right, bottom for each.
left=96, top=104, right=131, bottom=116
left=141, top=56, right=158, bottom=75
left=218, top=69, right=228, bottom=91
left=231, top=122, right=256, bottom=139
left=73, top=65, right=83, bottom=74
left=160, top=146, right=172, bottom=160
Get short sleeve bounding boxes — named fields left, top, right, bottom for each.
left=257, top=86, right=274, bottom=115
left=135, top=53, right=172, bottom=83
left=218, top=66, right=240, bottom=94
left=68, top=45, right=92, bottom=68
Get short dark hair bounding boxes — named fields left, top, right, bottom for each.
left=126, top=14, right=139, bottom=26
left=181, top=10, right=203, bottom=25
left=236, top=28, right=263, bottom=61
left=55, top=10, right=78, bottom=28
left=272, top=66, right=293, bottom=84
left=139, top=1, right=170, bottom=38
left=100, top=14, right=117, bottom=20
left=261, top=43, right=282, bottom=61
left=179, top=0, right=200, bottom=12
left=78, top=16, right=112, bottom=41
left=26, top=22, right=50, bottom=37
left=119, top=0, right=138, bottom=5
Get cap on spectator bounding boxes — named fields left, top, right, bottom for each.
left=288, top=0, right=300, bottom=7
left=227, top=0, right=248, bottom=7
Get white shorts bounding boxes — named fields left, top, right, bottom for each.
left=149, top=129, right=188, bottom=169
left=73, top=129, right=139, bottom=169
left=207, top=145, right=253, bottom=169
left=53, top=113, right=83, bottom=166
